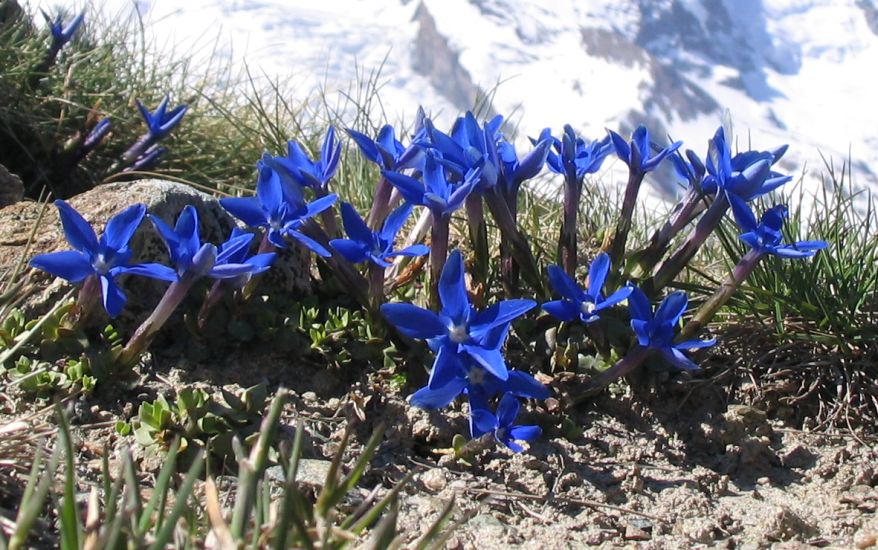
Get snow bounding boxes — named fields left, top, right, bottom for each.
left=26, top=0, right=878, bottom=202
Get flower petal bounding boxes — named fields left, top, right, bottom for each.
left=219, top=197, right=267, bottom=228
left=409, top=375, right=467, bottom=409
left=674, top=338, right=716, bottom=350
left=586, top=252, right=610, bottom=298
left=627, top=286, right=652, bottom=322
left=119, top=263, right=177, bottom=282
left=439, top=250, right=469, bottom=322
left=428, top=344, right=466, bottom=389
left=661, top=348, right=701, bottom=371
left=339, top=202, right=372, bottom=244
left=547, top=265, right=584, bottom=302
left=102, top=204, right=146, bottom=251
left=380, top=201, right=414, bottom=243
left=470, top=408, right=498, bottom=438
left=380, top=303, right=446, bottom=339
left=29, top=251, right=93, bottom=282
left=55, top=200, right=98, bottom=253
left=471, top=299, right=536, bottom=333
left=100, top=274, right=127, bottom=318
left=654, top=291, right=688, bottom=326
left=285, top=230, right=332, bottom=257
left=330, top=239, right=369, bottom=263
left=541, top=299, right=579, bottom=322
left=462, top=344, right=509, bottom=381
left=508, top=425, right=541, bottom=442
left=503, top=370, right=550, bottom=400
left=496, top=393, right=520, bottom=428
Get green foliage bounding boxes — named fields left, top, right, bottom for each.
left=3, top=393, right=458, bottom=549
left=128, top=383, right=270, bottom=466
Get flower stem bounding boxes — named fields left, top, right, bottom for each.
left=67, top=274, right=101, bottom=327
left=429, top=215, right=450, bottom=311
left=603, top=170, right=645, bottom=272
left=315, top=188, right=339, bottom=239
left=570, top=345, right=653, bottom=404
left=644, top=194, right=729, bottom=297
left=678, top=249, right=763, bottom=341
left=558, top=176, right=581, bottom=276
left=118, top=277, right=195, bottom=367
left=368, top=262, right=385, bottom=312
left=499, top=186, right=520, bottom=294
left=465, top=193, right=488, bottom=304
left=485, top=189, right=546, bottom=299
left=366, top=176, right=393, bottom=230
left=636, top=186, right=708, bottom=276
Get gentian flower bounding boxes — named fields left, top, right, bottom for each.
left=41, top=10, right=84, bottom=47
left=545, top=125, right=614, bottom=184
left=732, top=203, right=827, bottom=258
left=220, top=165, right=336, bottom=256
left=382, top=151, right=480, bottom=220
left=124, top=144, right=167, bottom=173
left=29, top=201, right=166, bottom=317
left=470, top=394, right=541, bottom=451
left=421, top=112, right=502, bottom=190
left=82, top=118, right=112, bottom=153
left=137, top=205, right=275, bottom=282
left=543, top=252, right=633, bottom=323
left=608, top=125, right=682, bottom=175
left=136, top=96, right=188, bottom=142
left=381, top=250, right=535, bottom=388
left=628, top=287, right=715, bottom=371
left=497, top=137, right=551, bottom=199
left=330, top=202, right=429, bottom=267
left=345, top=125, right=423, bottom=171
left=266, top=128, right=342, bottom=191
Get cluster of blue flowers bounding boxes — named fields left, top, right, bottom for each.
left=30, top=97, right=828, bottom=453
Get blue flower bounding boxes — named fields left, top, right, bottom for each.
left=382, top=151, right=480, bottom=219
left=28, top=201, right=166, bottom=317
left=266, top=128, right=342, bottom=191
left=470, top=394, right=541, bottom=452
left=669, top=149, right=706, bottom=187
left=544, top=125, right=614, bottom=183
left=420, top=112, right=503, bottom=190
left=41, top=10, right=84, bottom=47
left=608, top=125, right=682, bottom=175
left=731, top=203, right=828, bottom=259
left=496, top=136, right=551, bottom=196
left=136, top=96, right=187, bottom=142
left=220, top=166, right=336, bottom=256
left=628, top=287, right=715, bottom=371
left=543, top=252, right=633, bottom=323
left=701, top=127, right=790, bottom=208
left=124, top=144, right=167, bottom=173
left=381, top=250, right=535, bottom=388
left=329, top=202, right=429, bottom=267
left=137, top=205, right=275, bottom=282
left=82, top=118, right=112, bottom=153
left=345, top=125, right=423, bottom=170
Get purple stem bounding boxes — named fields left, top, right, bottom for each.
left=637, top=186, right=708, bottom=274
left=368, top=262, right=385, bottom=312
left=499, top=186, right=520, bottom=294
left=604, top=170, right=645, bottom=272
left=429, top=215, right=450, bottom=311
left=645, top=193, right=730, bottom=297
left=465, top=193, right=488, bottom=303
left=120, top=134, right=154, bottom=166
left=67, top=274, right=101, bottom=327
left=571, top=345, right=653, bottom=404
left=118, top=277, right=196, bottom=367
left=678, top=248, right=763, bottom=341
left=366, top=176, right=393, bottom=230
left=485, top=189, right=546, bottom=299
left=558, top=176, right=581, bottom=276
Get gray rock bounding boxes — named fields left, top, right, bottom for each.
left=0, top=179, right=310, bottom=331
left=0, top=163, right=24, bottom=208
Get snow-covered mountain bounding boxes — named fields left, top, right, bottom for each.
left=49, top=0, right=878, bottom=198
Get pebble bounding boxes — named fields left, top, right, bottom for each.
left=624, top=524, right=651, bottom=541
left=854, top=529, right=878, bottom=548
left=421, top=468, right=447, bottom=492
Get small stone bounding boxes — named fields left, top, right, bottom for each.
left=421, top=468, right=447, bottom=492
left=624, top=523, right=651, bottom=541
left=781, top=445, right=817, bottom=470
left=301, top=392, right=317, bottom=402
left=854, top=529, right=878, bottom=548
left=757, top=476, right=770, bottom=486
left=266, top=459, right=332, bottom=490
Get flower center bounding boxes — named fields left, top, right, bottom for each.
left=92, top=253, right=110, bottom=274
left=580, top=300, right=596, bottom=316
left=468, top=367, right=485, bottom=386
left=448, top=323, right=469, bottom=344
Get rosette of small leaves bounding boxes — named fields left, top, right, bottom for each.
left=129, top=384, right=270, bottom=465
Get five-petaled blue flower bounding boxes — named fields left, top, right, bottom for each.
left=382, top=151, right=481, bottom=219
left=701, top=127, right=790, bottom=211
left=420, top=112, right=503, bottom=190
left=496, top=136, right=551, bottom=197
left=381, top=250, right=535, bottom=389
left=29, top=201, right=167, bottom=317
left=628, top=287, right=715, bottom=371
left=345, top=125, right=423, bottom=171
left=266, top=128, right=342, bottom=191
left=544, top=125, right=614, bottom=183
left=220, top=165, right=336, bottom=256
left=608, top=125, right=682, bottom=175
left=731, top=203, right=828, bottom=259
left=330, top=202, right=429, bottom=267
left=136, top=96, right=188, bottom=142
left=470, top=393, right=542, bottom=452
left=133, top=205, right=275, bottom=282
left=42, top=10, right=84, bottom=47
left=543, top=252, right=633, bottom=324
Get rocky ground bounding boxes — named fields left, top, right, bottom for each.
left=13, top=344, right=871, bottom=550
